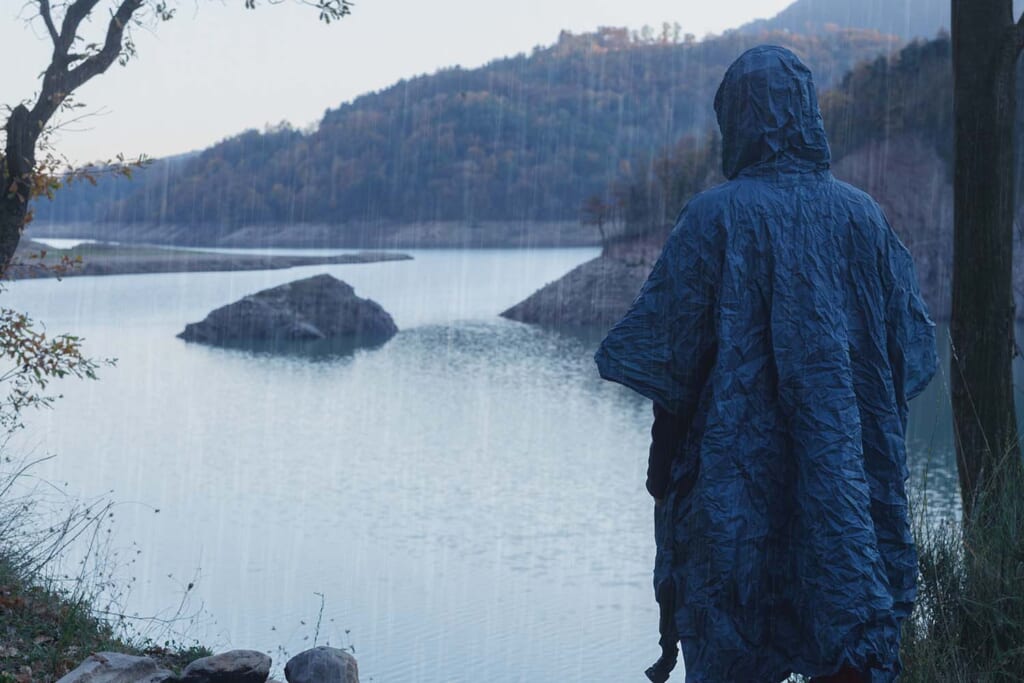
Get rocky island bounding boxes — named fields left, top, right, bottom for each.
left=500, top=235, right=658, bottom=329
left=178, top=274, right=398, bottom=350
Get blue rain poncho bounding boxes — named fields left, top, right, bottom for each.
left=595, top=46, right=938, bottom=682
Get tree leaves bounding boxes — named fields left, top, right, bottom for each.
left=0, top=307, right=114, bottom=435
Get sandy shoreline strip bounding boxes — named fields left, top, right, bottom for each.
left=6, top=241, right=412, bottom=280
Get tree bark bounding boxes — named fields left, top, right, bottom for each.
left=1, top=105, right=38, bottom=274
left=951, top=0, right=1024, bottom=520
left=0, top=195, right=30, bottom=276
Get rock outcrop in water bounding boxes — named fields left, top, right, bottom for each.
left=178, top=274, right=397, bottom=350
left=500, top=255, right=649, bottom=329
left=500, top=234, right=660, bottom=329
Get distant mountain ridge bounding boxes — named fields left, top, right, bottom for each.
left=737, top=0, right=1024, bottom=42
left=736, top=0, right=948, bottom=41
left=31, top=26, right=899, bottom=246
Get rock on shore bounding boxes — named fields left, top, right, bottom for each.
left=500, top=236, right=660, bottom=329
left=284, top=647, right=358, bottom=683
left=57, top=646, right=358, bottom=683
left=178, top=274, right=397, bottom=349
left=180, top=650, right=271, bottom=683
left=55, top=652, right=173, bottom=683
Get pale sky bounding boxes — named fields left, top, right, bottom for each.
left=1, top=1, right=794, bottom=164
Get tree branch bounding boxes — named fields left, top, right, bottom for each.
left=30, top=0, right=143, bottom=128
left=65, top=0, right=144, bottom=93
left=21, top=0, right=349, bottom=161
left=37, top=0, right=60, bottom=47
left=55, top=0, right=103, bottom=58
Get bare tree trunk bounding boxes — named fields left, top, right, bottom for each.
left=951, top=0, right=1024, bottom=520
left=1, top=105, right=37, bottom=273
left=0, top=196, right=29, bottom=273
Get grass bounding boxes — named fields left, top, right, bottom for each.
left=901, top=456, right=1024, bottom=682
left=0, top=456, right=211, bottom=682
left=0, top=555, right=210, bottom=682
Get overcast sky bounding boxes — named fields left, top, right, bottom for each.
left=1, top=1, right=794, bottom=164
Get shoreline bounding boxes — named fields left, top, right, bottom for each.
left=24, top=220, right=603, bottom=251
left=6, top=241, right=413, bottom=280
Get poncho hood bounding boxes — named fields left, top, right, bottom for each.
left=714, top=45, right=831, bottom=179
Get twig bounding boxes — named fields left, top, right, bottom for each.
left=313, top=591, right=325, bottom=646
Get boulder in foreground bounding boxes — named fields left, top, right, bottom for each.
left=178, top=274, right=397, bottom=350
left=179, top=649, right=271, bottom=683
left=55, top=652, right=173, bottom=683
left=284, top=646, right=358, bottom=683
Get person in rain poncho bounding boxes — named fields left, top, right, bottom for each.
left=594, top=46, right=938, bottom=683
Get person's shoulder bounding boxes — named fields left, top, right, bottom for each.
left=828, top=178, right=887, bottom=221
left=694, top=178, right=756, bottom=204
left=685, top=175, right=824, bottom=211
left=667, top=180, right=776, bottom=252
left=825, top=178, right=907, bottom=255
left=674, top=180, right=738, bottom=221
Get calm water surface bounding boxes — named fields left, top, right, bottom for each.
left=5, top=247, right=968, bottom=681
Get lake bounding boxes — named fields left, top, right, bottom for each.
left=5, top=247, right=963, bottom=682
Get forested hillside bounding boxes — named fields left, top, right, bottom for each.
left=33, top=26, right=898, bottom=244
left=615, top=32, right=1024, bottom=233
left=610, top=35, right=957, bottom=234
left=514, top=35, right=1024, bottom=326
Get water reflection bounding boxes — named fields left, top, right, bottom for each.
left=904, top=334, right=962, bottom=523
left=179, top=336, right=389, bottom=359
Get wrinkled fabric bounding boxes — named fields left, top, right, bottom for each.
left=594, top=46, right=938, bottom=682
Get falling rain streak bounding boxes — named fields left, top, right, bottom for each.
left=6, top=0, right=1024, bottom=681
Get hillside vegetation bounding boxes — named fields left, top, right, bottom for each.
left=599, top=37, right=955, bottom=236
left=505, top=35, right=1015, bottom=326
left=33, top=27, right=899, bottom=244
